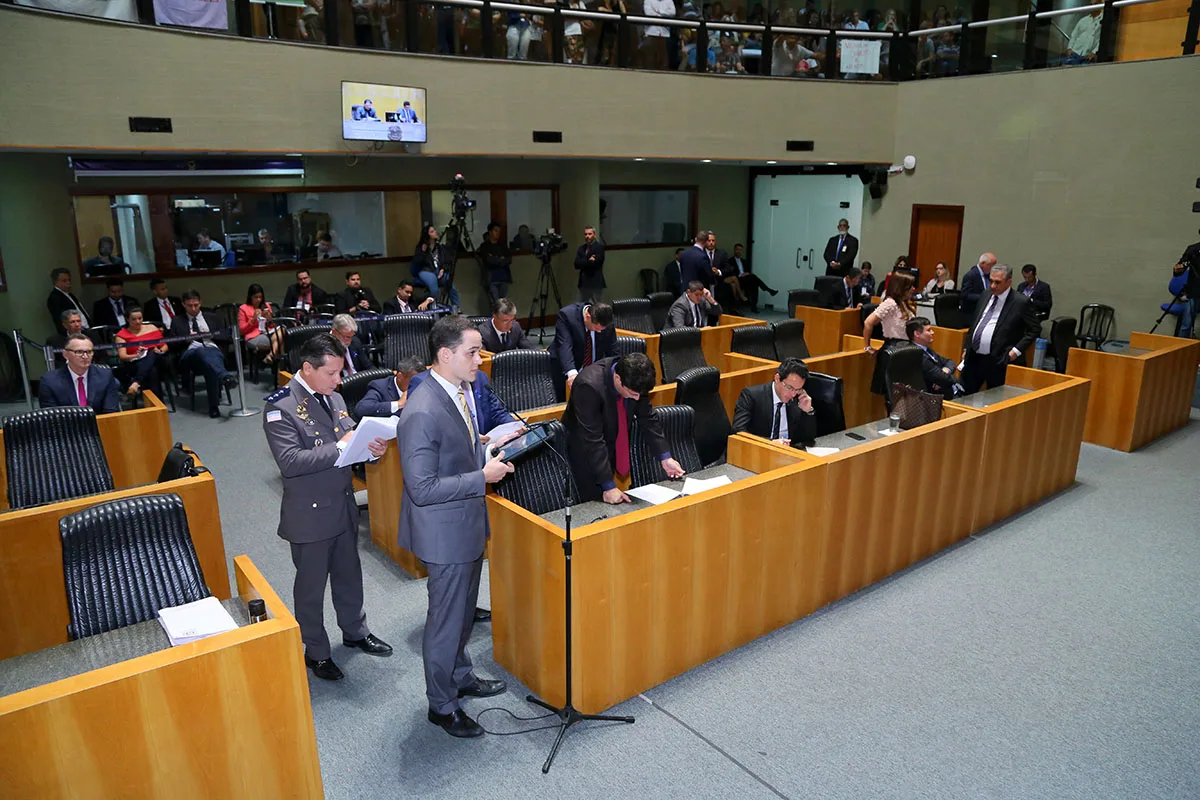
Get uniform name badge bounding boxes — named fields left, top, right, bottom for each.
left=267, top=410, right=282, bottom=422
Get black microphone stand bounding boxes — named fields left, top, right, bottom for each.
left=1149, top=261, right=1199, bottom=335
left=487, top=387, right=634, bottom=773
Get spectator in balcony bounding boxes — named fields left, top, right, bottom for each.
left=1062, top=8, right=1102, bottom=65
left=299, top=0, right=325, bottom=42
left=714, top=35, right=746, bottom=73
left=931, top=4, right=951, bottom=27
left=772, top=34, right=818, bottom=77
left=935, top=30, right=960, bottom=75
left=563, top=0, right=591, bottom=64
left=844, top=8, right=869, bottom=30
left=436, top=3, right=456, bottom=54
left=351, top=0, right=377, bottom=47
left=878, top=8, right=901, bottom=73
left=506, top=8, right=532, bottom=59
left=641, top=0, right=676, bottom=70
left=915, top=21, right=937, bottom=76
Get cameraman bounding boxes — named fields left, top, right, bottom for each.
left=413, top=223, right=461, bottom=310
left=477, top=221, right=513, bottom=305
left=335, top=271, right=381, bottom=316
left=1174, top=236, right=1200, bottom=337
left=574, top=225, right=606, bottom=303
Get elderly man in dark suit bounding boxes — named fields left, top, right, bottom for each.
left=169, top=290, right=237, bottom=419
left=91, top=278, right=140, bottom=329
left=666, top=281, right=723, bottom=328
left=549, top=301, right=616, bottom=389
left=731, top=357, right=816, bottom=448
left=329, top=314, right=373, bottom=379
left=958, top=252, right=996, bottom=314
left=476, top=298, right=533, bottom=352
left=398, top=316, right=515, bottom=739
left=906, top=316, right=964, bottom=399
left=143, top=278, right=184, bottom=330
left=823, top=219, right=859, bottom=277
left=46, top=268, right=90, bottom=334
left=562, top=353, right=685, bottom=504
left=38, top=333, right=121, bottom=414
left=960, top=264, right=1040, bottom=394
left=263, top=334, right=392, bottom=682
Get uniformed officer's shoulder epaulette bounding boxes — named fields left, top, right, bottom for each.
left=264, top=386, right=291, bottom=404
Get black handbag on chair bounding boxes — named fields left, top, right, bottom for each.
left=890, top=383, right=943, bottom=430
left=157, top=443, right=210, bottom=482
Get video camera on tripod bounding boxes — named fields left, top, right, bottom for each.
left=435, top=173, right=478, bottom=308
left=532, top=230, right=568, bottom=260
left=526, top=229, right=570, bottom=344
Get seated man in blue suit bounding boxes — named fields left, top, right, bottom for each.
left=39, top=333, right=121, bottom=414
left=354, top=357, right=425, bottom=418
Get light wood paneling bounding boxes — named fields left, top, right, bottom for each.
left=0, top=556, right=324, bottom=800
left=365, top=441, right=427, bottom=579
left=0, top=453, right=229, bottom=660
left=700, top=315, right=767, bottom=367
left=792, top=306, right=862, bottom=356
left=930, top=326, right=967, bottom=363
left=908, top=204, right=964, bottom=287
left=72, top=195, right=116, bottom=262
left=1116, top=0, right=1190, bottom=62
left=384, top=191, right=423, bottom=260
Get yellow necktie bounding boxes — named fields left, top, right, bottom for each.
left=457, top=387, right=476, bottom=441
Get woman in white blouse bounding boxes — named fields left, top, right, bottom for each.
left=923, top=262, right=955, bottom=295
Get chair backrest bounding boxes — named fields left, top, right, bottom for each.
left=493, top=421, right=578, bottom=514
left=283, top=323, right=334, bottom=373
left=805, top=372, right=846, bottom=436
left=614, top=335, right=647, bottom=358
left=933, top=293, right=968, bottom=329
left=214, top=303, right=239, bottom=332
left=0, top=330, right=24, bottom=403
left=787, top=289, right=822, bottom=317
left=813, top=275, right=844, bottom=308
left=860, top=302, right=883, bottom=341
left=1049, top=316, right=1078, bottom=373
left=884, top=344, right=927, bottom=408
left=630, top=404, right=704, bottom=488
left=338, top=367, right=394, bottom=420
left=673, top=366, right=731, bottom=466
left=380, top=312, right=434, bottom=368
left=467, top=315, right=491, bottom=330
left=4, top=406, right=114, bottom=509
left=611, top=298, right=656, bottom=335
left=491, top=349, right=560, bottom=411
left=647, top=292, right=675, bottom=332
left=658, top=327, right=707, bottom=383
left=59, top=493, right=210, bottom=639
left=771, top=319, right=809, bottom=360
left=638, top=269, right=660, bottom=295
left=1078, top=304, right=1115, bottom=346
left=730, top=325, right=777, bottom=361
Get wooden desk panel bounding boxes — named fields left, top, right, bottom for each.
left=930, top=326, right=967, bottom=363
left=792, top=306, right=861, bottom=356
left=0, top=556, right=324, bottom=800
left=615, top=329, right=662, bottom=382
left=365, top=441, right=427, bottom=579
left=0, top=455, right=230, bottom=661
left=699, top=315, right=767, bottom=368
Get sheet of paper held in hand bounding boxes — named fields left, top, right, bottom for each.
left=484, top=421, right=525, bottom=459
left=335, top=416, right=400, bottom=467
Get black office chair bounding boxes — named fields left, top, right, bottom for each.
left=213, top=303, right=239, bottom=334
left=611, top=298, right=656, bottom=335
left=771, top=319, right=809, bottom=360
left=658, top=327, right=707, bottom=383
left=467, top=315, right=491, bottom=331
left=338, top=367, right=393, bottom=421
left=630, top=404, right=704, bottom=488
left=883, top=344, right=927, bottom=412
left=647, top=292, right=674, bottom=332
left=493, top=421, right=577, bottom=514
left=933, top=293, right=969, bottom=329
left=813, top=275, right=845, bottom=309
left=860, top=303, right=883, bottom=341
left=614, top=335, right=647, bottom=358
left=805, top=372, right=846, bottom=436
left=4, top=406, right=114, bottom=509
left=730, top=325, right=777, bottom=361
left=282, top=323, right=334, bottom=374
left=1049, top=317, right=1078, bottom=374
left=639, top=269, right=660, bottom=296
left=60, top=493, right=211, bottom=640
left=674, top=366, right=731, bottom=466
left=316, top=303, right=338, bottom=316
left=380, top=313, right=434, bottom=368
left=491, top=349, right=560, bottom=411
left=1078, top=304, right=1115, bottom=350
left=787, top=289, right=822, bottom=317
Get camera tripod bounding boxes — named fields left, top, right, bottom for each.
left=438, top=216, right=477, bottom=309
left=526, top=256, right=563, bottom=344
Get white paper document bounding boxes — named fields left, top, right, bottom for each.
left=877, top=428, right=901, bottom=437
left=806, top=446, right=840, bottom=456
left=626, top=484, right=682, bottom=505
left=681, top=475, right=733, bottom=495
left=335, top=415, right=400, bottom=467
left=158, top=596, right=238, bottom=647
left=484, top=421, right=526, bottom=459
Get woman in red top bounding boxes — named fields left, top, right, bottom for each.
left=239, top=283, right=281, bottom=364
left=114, top=307, right=167, bottom=398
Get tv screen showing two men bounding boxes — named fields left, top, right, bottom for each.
left=342, top=81, right=428, bottom=143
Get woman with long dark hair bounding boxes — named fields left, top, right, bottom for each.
left=412, top=223, right=460, bottom=309
left=239, top=282, right=281, bottom=363
left=863, top=272, right=916, bottom=395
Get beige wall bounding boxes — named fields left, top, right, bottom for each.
left=861, top=55, right=1200, bottom=336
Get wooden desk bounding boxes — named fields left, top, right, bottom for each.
left=946, top=367, right=1090, bottom=532
left=699, top=315, right=768, bottom=367
left=615, top=329, right=662, bottom=382
left=0, top=452, right=230, bottom=660
left=723, top=349, right=883, bottom=430
left=930, top=326, right=967, bottom=363
left=0, top=556, right=324, bottom=800
left=1066, top=332, right=1200, bottom=452
left=792, top=306, right=861, bottom=356
left=0, top=391, right=173, bottom=511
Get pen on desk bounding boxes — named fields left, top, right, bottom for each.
left=590, top=514, right=608, bottom=523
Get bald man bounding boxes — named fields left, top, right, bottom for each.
left=959, top=252, right=997, bottom=314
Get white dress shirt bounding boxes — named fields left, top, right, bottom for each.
left=429, top=368, right=477, bottom=439
left=108, top=297, right=127, bottom=327
left=976, top=288, right=1011, bottom=356
left=1067, top=13, right=1102, bottom=57
left=184, top=312, right=219, bottom=351
left=642, top=0, right=676, bottom=37
left=771, top=382, right=789, bottom=441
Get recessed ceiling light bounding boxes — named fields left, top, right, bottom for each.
left=766, top=160, right=777, bottom=165
left=285, top=153, right=302, bottom=157
left=826, top=162, right=838, bottom=166
left=634, top=158, right=645, bottom=162
left=702, top=159, right=712, bottom=163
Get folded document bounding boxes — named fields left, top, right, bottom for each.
left=158, top=596, right=238, bottom=647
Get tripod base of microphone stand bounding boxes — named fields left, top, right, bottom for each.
left=229, top=407, right=262, bottom=417
left=526, top=694, right=634, bottom=774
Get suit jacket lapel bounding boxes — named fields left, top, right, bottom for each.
left=429, top=378, right=476, bottom=449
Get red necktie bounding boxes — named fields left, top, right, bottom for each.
left=76, top=375, right=88, bottom=407
left=162, top=299, right=174, bottom=320
left=615, top=395, right=630, bottom=478
left=582, top=333, right=593, bottom=367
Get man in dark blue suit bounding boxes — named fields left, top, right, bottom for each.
left=406, top=365, right=515, bottom=435
left=354, top=357, right=425, bottom=418
left=39, top=334, right=121, bottom=414
left=959, top=252, right=995, bottom=314
left=549, top=301, right=616, bottom=389
left=679, top=231, right=717, bottom=289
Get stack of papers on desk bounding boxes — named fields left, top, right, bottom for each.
left=681, top=475, right=733, bottom=495
left=158, top=596, right=238, bottom=646
left=625, top=475, right=734, bottom=505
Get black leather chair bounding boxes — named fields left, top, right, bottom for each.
left=4, top=406, right=114, bottom=509
left=813, top=275, right=844, bottom=308
left=1078, top=304, right=1115, bottom=350
left=380, top=313, right=434, bottom=368
left=283, top=323, right=334, bottom=374
left=614, top=335, right=647, bottom=358
left=647, top=292, right=674, bottom=332
left=730, top=325, right=777, bottom=361
left=1049, top=317, right=1078, bottom=374
left=630, top=404, right=704, bottom=488
left=772, top=319, right=809, bottom=360
left=883, top=343, right=927, bottom=411
left=494, top=421, right=578, bottom=514
left=787, top=289, right=822, bottom=317
left=338, top=367, right=394, bottom=421
left=658, top=327, right=707, bottom=383
left=214, top=303, right=239, bottom=333
left=674, top=366, right=731, bottom=466
left=491, top=349, right=560, bottom=411
left=860, top=303, right=883, bottom=341
left=60, top=493, right=210, bottom=639
left=638, top=269, right=660, bottom=296
left=933, top=293, right=969, bottom=329
left=611, top=298, right=656, bottom=335
left=805, top=372, right=846, bottom=436
left=467, top=315, right=491, bottom=330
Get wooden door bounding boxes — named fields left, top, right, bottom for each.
left=908, top=204, right=964, bottom=289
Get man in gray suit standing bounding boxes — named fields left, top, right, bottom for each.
left=398, top=315, right=515, bottom=738
left=264, top=334, right=394, bottom=682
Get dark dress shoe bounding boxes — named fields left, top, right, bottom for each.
left=473, top=607, right=491, bottom=622
left=221, top=374, right=238, bottom=391
left=304, top=656, right=345, bottom=681
left=208, top=408, right=222, bottom=419
left=458, top=678, right=507, bottom=699
left=428, top=708, right=484, bottom=738
left=343, top=633, right=393, bottom=656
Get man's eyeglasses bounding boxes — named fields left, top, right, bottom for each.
left=778, top=381, right=806, bottom=395
left=65, top=349, right=95, bottom=358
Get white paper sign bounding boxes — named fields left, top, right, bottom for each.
left=154, top=0, right=228, bottom=29
left=840, top=40, right=882, bottom=74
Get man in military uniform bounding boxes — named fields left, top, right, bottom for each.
left=263, top=333, right=393, bottom=681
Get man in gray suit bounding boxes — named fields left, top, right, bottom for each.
left=264, top=334, right=393, bottom=682
left=666, top=281, right=723, bottom=328
left=398, top=315, right=515, bottom=738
